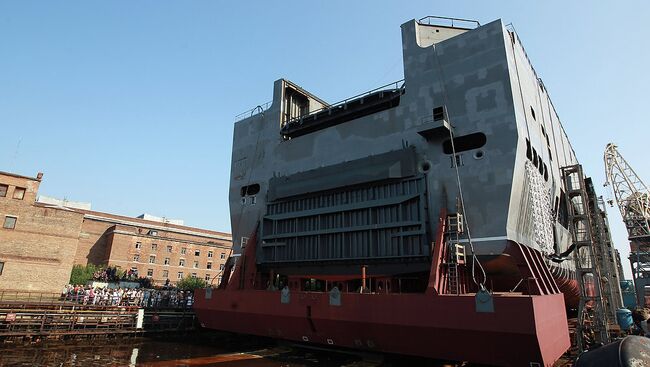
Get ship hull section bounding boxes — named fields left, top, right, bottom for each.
left=194, top=289, right=569, bottom=366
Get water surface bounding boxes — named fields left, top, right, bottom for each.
left=0, top=332, right=482, bottom=366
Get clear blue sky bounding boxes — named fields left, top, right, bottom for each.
left=1, top=1, right=648, bottom=278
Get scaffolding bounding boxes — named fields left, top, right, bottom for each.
left=561, top=164, right=609, bottom=351
left=585, top=178, right=625, bottom=322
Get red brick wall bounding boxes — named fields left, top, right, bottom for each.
left=76, top=217, right=232, bottom=286
left=76, top=219, right=114, bottom=265
left=0, top=173, right=83, bottom=293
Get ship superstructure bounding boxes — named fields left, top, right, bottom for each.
left=227, top=17, right=578, bottom=298
left=194, top=17, right=596, bottom=365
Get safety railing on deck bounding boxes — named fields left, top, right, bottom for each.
left=418, top=16, right=480, bottom=29
left=285, top=79, right=405, bottom=127
left=234, top=101, right=273, bottom=122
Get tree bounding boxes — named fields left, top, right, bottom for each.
left=176, top=276, right=207, bottom=290
left=69, top=264, right=127, bottom=285
left=69, top=264, right=101, bottom=285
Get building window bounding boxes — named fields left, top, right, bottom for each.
left=181, top=248, right=187, bottom=255
left=205, top=274, right=211, bottom=281
left=194, top=250, right=200, bottom=256
left=164, top=257, right=170, bottom=265
left=3, top=216, right=17, bottom=230
left=135, top=242, right=142, bottom=249
left=241, top=237, right=248, bottom=248
left=177, top=272, right=184, bottom=279
left=207, top=262, right=212, bottom=270
left=133, top=255, right=140, bottom=262
left=162, top=270, right=169, bottom=278
left=13, top=187, right=26, bottom=200
left=0, top=261, right=4, bottom=275
left=191, top=273, right=197, bottom=278
left=179, top=259, right=185, bottom=267
left=220, top=252, right=225, bottom=259
left=208, top=251, right=213, bottom=258
left=219, top=264, right=224, bottom=271
left=167, top=245, right=173, bottom=253
left=148, top=230, right=158, bottom=236
left=0, top=184, right=7, bottom=197
left=149, top=255, right=156, bottom=264
left=193, top=261, right=199, bottom=268
left=151, top=244, right=158, bottom=251
left=147, top=269, right=153, bottom=277
left=217, top=275, right=222, bottom=283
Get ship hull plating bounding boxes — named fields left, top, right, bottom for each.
left=481, top=241, right=580, bottom=307
left=194, top=289, right=569, bottom=366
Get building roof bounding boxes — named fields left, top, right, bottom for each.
left=81, top=208, right=231, bottom=240
left=1, top=169, right=230, bottom=242
left=37, top=195, right=92, bottom=210
left=0, top=170, right=42, bottom=181
left=34, top=204, right=231, bottom=241
left=137, top=213, right=184, bottom=226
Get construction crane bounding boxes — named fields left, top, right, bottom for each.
left=604, top=143, right=650, bottom=306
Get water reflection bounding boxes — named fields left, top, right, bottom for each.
left=0, top=340, right=140, bottom=366
left=0, top=332, right=470, bottom=366
left=0, top=333, right=362, bottom=367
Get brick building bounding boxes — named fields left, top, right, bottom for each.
left=0, top=171, right=84, bottom=293
left=0, top=170, right=232, bottom=292
left=73, top=210, right=232, bottom=286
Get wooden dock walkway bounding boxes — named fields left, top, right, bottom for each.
left=0, top=291, right=197, bottom=340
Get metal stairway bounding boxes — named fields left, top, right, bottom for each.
left=445, top=213, right=465, bottom=295
left=561, top=165, right=609, bottom=352
left=588, top=187, right=624, bottom=323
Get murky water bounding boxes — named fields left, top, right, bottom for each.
left=0, top=332, right=459, bottom=367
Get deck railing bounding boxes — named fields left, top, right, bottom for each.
left=234, top=101, right=273, bottom=122
left=285, top=79, right=405, bottom=127
left=418, top=16, right=480, bottom=29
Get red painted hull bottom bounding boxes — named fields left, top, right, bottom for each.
left=194, top=289, right=570, bottom=366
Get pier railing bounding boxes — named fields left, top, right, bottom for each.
left=0, top=298, right=197, bottom=338
left=0, top=306, right=139, bottom=337
left=0, top=291, right=194, bottom=310
left=0, top=291, right=64, bottom=305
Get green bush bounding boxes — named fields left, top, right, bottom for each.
left=176, top=276, right=207, bottom=290
left=69, top=264, right=101, bottom=285
left=69, top=264, right=127, bottom=285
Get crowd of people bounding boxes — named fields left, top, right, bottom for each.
left=92, top=266, right=142, bottom=282
left=60, top=284, right=194, bottom=309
